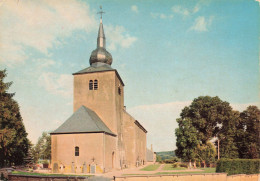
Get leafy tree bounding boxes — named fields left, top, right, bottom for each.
left=236, top=106, right=260, bottom=158
left=32, top=132, right=51, bottom=162
left=175, top=118, right=199, bottom=162
left=0, top=69, right=29, bottom=167
left=195, top=141, right=216, bottom=167
left=177, top=96, right=239, bottom=159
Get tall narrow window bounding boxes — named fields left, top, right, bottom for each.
left=94, top=80, right=98, bottom=90
left=118, top=87, right=121, bottom=95
left=75, top=146, right=79, bottom=156
left=89, top=80, right=93, bottom=90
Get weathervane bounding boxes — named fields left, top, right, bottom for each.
left=97, top=6, right=105, bottom=19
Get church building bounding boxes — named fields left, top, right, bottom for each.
left=50, top=11, right=147, bottom=174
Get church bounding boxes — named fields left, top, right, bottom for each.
left=50, top=11, right=147, bottom=174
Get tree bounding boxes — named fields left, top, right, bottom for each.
left=0, top=69, right=29, bottom=167
left=175, top=118, right=199, bottom=163
left=236, top=106, right=260, bottom=158
left=32, top=132, right=51, bottom=163
left=195, top=141, right=216, bottom=167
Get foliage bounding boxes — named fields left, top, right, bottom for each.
left=156, top=155, right=162, bottom=163
left=0, top=69, right=29, bottom=167
left=175, top=96, right=241, bottom=161
left=236, top=106, right=260, bottom=159
left=156, top=151, right=176, bottom=161
left=175, top=118, right=199, bottom=162
left=216, top=159, right=260, bottom=175
left=32, top=132, right=51, bottom=162
left=196, top=141, right=216, bottom=165
left=163, top=164, right=186, bottom=170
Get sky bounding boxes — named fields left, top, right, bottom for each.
left=0, top=0, right=259, bottom=151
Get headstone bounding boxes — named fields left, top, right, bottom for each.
left=71, top=162, right=75, bottom=173
left=53, top=163, right=58, bottom=173
left=90, top=163, right=96, bottom=174
left=82, top=162, right=87, bottom=173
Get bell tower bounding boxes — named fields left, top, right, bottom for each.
left=72, top=7, right=124, bottom=137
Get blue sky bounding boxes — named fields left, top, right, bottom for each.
left=0, top=0, right=259, bottom=151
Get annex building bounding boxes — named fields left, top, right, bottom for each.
left=50, top=14, right=147, bottom=174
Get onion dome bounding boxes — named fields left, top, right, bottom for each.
left=89, top=17, right=113, bottom=66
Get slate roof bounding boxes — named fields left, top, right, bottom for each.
left=73, top=63, right=114, bottom=75
left=51, top=106, right=116, bottom=136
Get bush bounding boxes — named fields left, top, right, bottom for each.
left=216, top=159, right=260, bottom=175
left=172, top=163, right=178, bottom=168
left=179, top=163, right=188, bottom=168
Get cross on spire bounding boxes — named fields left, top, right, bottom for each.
left=97, top=6, right=105, bottom=20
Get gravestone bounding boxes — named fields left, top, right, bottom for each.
left=53, top=163, right=58, bottom=173
left=71, top=162, right=75, bottom=173
left=90, top=163, right=96, bottom=174
left=82, top=162, right=87, bottom=173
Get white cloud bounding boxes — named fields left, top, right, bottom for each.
left=189, top=16, right=213, bottom=32
left=105, top=25, right=137, bottom=51
left=231, top=102, right=260, bottom=112
left=33, top=58, right=56, bottom=68
left=171, top=4, right=199, bottom=16
left=38, top=72, right=73, bottom=98
left=150, top=13, right=174, bottom=19
left=0, top=0, right=96, bottom=66
left=131, top=5, right=138, bottom=13
left=128, top=101, right=191, bottom=151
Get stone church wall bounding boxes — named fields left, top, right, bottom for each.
left=51, top=133, right=105, bottom=173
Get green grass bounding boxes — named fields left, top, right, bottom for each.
left=11, top=171, right=92, bottom=177
left=156, top=167, right=216, bottom=175
left=140, top=164, right=160, bottom=171
left=163, top=164, right=187, bottom=170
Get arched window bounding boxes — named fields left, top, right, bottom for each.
left=75, top=146, right=79, bottom=156
left=89, top=80, right=93, bottom=90
left=118, top=87, right=121, bottom=95
left=94, top=80, right=98, bottom=90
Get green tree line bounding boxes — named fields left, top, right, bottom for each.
left=175, top=96, right=259, bottom=166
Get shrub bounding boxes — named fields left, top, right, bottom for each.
left=216, top=159, right=260, bottom=175
left=179, top=163, right=188, bottom=168
left=172, top=163, right=178, bottom=168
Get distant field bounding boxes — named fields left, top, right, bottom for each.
left=140, top=164, right=160, bottom=171
left=156, top=151, right=176, bottom=161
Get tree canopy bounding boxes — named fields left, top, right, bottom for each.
left=0, top=69, right=29, bottom=167
left=175, top=96, right=259, bottom=162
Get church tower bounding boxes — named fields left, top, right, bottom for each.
left=51, top=8, right=147, bottom=173
left=72, top=10, right=125, bottom=166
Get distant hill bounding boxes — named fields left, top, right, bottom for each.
left=156, top=151, right=176, bottom=161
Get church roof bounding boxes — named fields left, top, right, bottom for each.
left=73, top=63, right=125, bottom=86
left=51, top=106, right=116, bottom=136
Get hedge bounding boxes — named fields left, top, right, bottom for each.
left=216, top=159, right=260, bottom=175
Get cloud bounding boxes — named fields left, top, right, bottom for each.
left=171, top=4, right=199, bottom=16
left=0, top=0, right=96, bottom=66
left=128, top=101, right=191, bottom=151
left=231, top=102, right=260, bottom=112
left=38, top=72, right=73, bottom=98
left=131, top=5, right=138, bottom=13
left=105, top=25, right=137, bottom=51
left=189, top=16, right=213, bottom=32
left=150, top=13, right=174, bottom=19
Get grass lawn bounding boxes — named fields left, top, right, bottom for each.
left=156, top=167, right=216, bottom=175
left=11, top=171, right=92, bottom=177
left=162, top=164, right=187, bottom=170
left=140, top=164, right=160, bottom=171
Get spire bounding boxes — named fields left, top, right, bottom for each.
left=89, top=6, right=113, bottom=66
left=97, top=6, right=105, bottom=48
